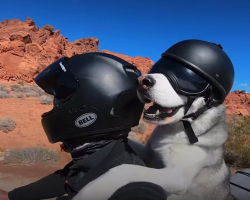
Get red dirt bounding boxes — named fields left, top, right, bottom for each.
left=0, top=98, right=57, bottom=150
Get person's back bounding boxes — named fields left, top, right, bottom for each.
left=0, top=52, right=167, bottom=200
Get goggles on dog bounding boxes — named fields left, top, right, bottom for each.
left=149, top=56, right=210, bottom=96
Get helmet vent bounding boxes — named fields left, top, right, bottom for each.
left=125, top=67, right=142, bottom=76
left=125, top=68, right=135, bottom=73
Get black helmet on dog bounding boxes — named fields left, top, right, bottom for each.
left=34, top=52, right=145, bottom=143
left=149, top=39, right=235, bottom=144
left=149, top=39, right=235, bottom=105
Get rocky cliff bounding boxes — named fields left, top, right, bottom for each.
left=0, top=18, right=152, bottom=83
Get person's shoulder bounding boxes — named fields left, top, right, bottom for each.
left=108, top=182, right=167, bottom=200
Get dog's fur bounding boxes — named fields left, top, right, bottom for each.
left=73, top=73, right=234, bottom=200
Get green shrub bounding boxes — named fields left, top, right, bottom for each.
left=0, top=85, right=10, bottom=93
left=225, top=116, right=250, bottom=168
left=3, top=146, right=60, bottom=166
left=0, top=84, right=47, bottom=98
left=29, top=86, right=46, bottom=96
left=0, top=91, right=12, bottom=98
left=11, top=84, right=33, bottom=93
left=11, top=84, right=22, bottom=92
left=0, top=117, right=16, bottom=133
left=16, top=92, right=25, bottom=98
left=38, top=95, right=53, bottom=104
left=24, top=92, right=40, bottom=97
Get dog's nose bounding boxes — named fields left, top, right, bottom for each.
left=142, top=77, right=155, bottom=87
left=137, top=76, right=155, bottom=91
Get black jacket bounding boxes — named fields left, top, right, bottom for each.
left=8, top=139, right=167, bottom=200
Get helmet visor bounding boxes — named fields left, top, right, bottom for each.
left=149, top=57, right=209, bottom=96
left=34, top=57, right=79, bottom=99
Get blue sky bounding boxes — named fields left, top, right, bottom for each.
left=0, top=0, right=249, bottom=92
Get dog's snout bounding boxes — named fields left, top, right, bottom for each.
left=137, top=76, right=155, bottom=91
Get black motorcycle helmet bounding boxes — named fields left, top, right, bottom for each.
left=148, top=39, right=235, bottom=144
left=149, top=39, right=235, bottom=105
left=34, top=52, right=145, bottom=144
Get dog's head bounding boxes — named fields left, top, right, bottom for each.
left=137, top=73, right=206, bottom=125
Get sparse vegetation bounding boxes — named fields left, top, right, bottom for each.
left=30, top=86, right=46, bottom=96
left=24, top=92, right=40, bottom=97
left=0, top=83, right=48, bottom=99
left=15, top=91, right=25, bottom=98
left=10, top=84, right=22, bottom=92
left=0, top=85, right=10, bottom=93
left=0, top=91, right=12, bottom=98
left=131, top=122, right=147, bottom=134
left=225, top=116, right=250, bottom=168
left=11, top=84, right=35, bottom=93
left=38, top=95, right=53, bottom=104
left=3, top=146, right=60, bottom=166
left=0, top=117, right=16, bottom=133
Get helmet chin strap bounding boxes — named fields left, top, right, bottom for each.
left=180, top=86, right=214, bottom=144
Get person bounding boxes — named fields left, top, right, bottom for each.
left=0, top=52, right=167, bottom=200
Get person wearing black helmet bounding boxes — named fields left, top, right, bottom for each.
left=0, top=52, right=167, bottom=200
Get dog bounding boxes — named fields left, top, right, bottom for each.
left=73, top=73, right=235, bottom=200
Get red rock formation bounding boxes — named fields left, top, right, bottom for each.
left=101, top=50, right=154, bottom=74
left=0, top=18, right=99, bottom=82
left=224, top=90, right=250, bottom=116
left=0, top=18, right=153, bottom=83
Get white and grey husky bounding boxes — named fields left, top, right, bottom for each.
left=73, top=73, right=235, bottom=200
